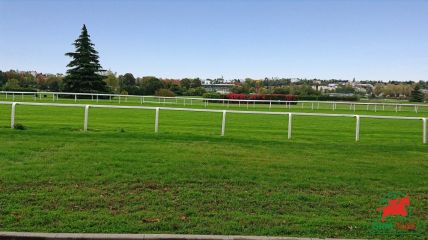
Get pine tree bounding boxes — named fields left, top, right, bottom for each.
left=409, top=85, right=424, bottom=102
left=64, top=24, right=107, bottom=93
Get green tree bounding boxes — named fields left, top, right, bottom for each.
left=104, top=70, right=119, bottom=93
left=44, top=75, right=63, bottom=91
left=0, top=71, right=7, bottom=87
left=119, top=73, right=136, bottom=92
left=409, top=85, right=424, bottom=102
left=272, top=87, right=290, bottom=94
left=140, top=76, right=162, bottom=95
left=3, top=79, right=21, bottom=90
left=64, top=24, right=107, bottom=93
left=190, top=78, right=202, bottom=88
left=180, top=78, right=192, bottom=89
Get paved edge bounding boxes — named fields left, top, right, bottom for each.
left=0, top=232, right=363, bottom=240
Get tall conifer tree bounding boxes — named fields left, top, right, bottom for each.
left=410, top=85, right=424, bottom=102
left=64, top=24, right=107, bottom=93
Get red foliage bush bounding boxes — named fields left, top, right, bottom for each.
left=226, top=93, right=247, bottom=100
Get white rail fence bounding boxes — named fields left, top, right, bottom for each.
left=1, top=91, right=428, bottom=113
left=1, top=101, right=426, bottom=144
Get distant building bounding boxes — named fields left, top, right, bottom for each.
left=312, top=83, right=337, bottom=93
left=328, top=93, right=355, bottom=97
left=202, top=83, right=234, bottom=94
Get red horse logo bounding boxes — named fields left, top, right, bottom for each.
left=377, top=195, right=410, bottom=222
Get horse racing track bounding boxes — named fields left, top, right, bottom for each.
left=0, top=102, right=426, bottom=239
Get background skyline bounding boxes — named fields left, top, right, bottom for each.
left=1, top=0, right=427, bottom=81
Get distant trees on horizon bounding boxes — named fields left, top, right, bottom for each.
left=1, top=68, right=426, bottom=101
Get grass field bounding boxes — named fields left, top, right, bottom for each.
left=0, top=96, right=427, bottom=239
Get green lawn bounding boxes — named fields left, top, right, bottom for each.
left=0, top=98, right=427, bottom=239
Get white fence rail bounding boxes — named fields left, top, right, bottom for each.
left=1, top=101, right=426, bottom=144
left=1, top=90, right=428, bottom=113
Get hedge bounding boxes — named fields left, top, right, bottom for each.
left=298, top=95, right=359, bottom=101
left=226, top=93, right=298, bottom=102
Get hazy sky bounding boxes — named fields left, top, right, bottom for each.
left=1, top=0, right=427, bottom=81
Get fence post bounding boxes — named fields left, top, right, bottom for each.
left=75, top=94, right=77, bottom=102
left=355, top=115, right=360, bottom=142
left=11, top=102, right=16, bottom=129
left=155, top=107, right=159, bottom=133
left=221, top=110, right=226, bottom=136
left=84, top=105, right=89, bottom=132
left=423, top=118, right=427, bottom=144
left=288, top=113, right=292, bottom=140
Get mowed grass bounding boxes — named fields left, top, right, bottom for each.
left=0, top=102, right=427, bottom=239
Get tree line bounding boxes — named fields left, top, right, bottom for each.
left=0, top=70, right=206, bottom=96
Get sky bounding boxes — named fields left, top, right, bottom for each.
left=0, top=0, right=427, bottom=81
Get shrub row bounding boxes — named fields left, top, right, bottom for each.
left=202, top=92, right=224, bottom=99
left=202, top=93, right=298, bottom=104
left=226, top=93, right=298, bottom=101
